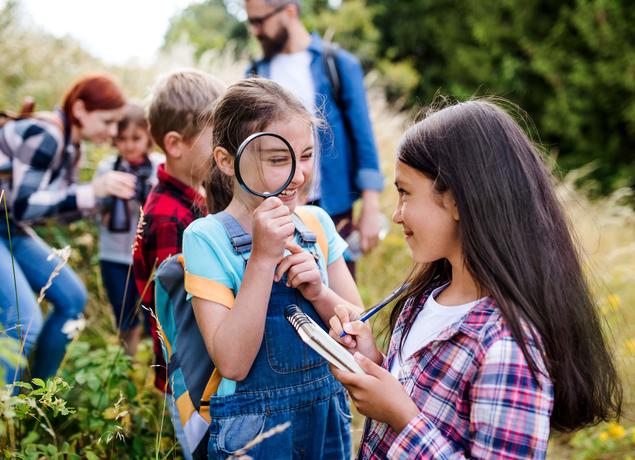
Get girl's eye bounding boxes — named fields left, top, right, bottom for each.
left=397, top=187, right=408, bottom=197
left=301, top=152, right=314, bottom=161
left=269, top=157, right=290, bottom=165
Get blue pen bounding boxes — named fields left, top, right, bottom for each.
left=339, top=283, right=410, bottom=337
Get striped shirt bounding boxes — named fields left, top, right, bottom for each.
left=359, top=283, right=554, bottom=459
left=0, top=110, right=94, bottom=223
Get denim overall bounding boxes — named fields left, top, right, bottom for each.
left=207, top=212, right=352, bottom=460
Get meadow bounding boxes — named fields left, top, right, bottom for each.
left=1, top=37, right=634, bottom=460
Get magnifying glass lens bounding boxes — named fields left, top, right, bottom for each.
left=236, top=133, right=295, bottom=197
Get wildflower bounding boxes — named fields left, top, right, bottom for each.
left=598, top=431, right=609, bottom=442
left=606, top=421, right=626, bottom=439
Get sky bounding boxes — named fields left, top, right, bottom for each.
left=19, top=0, right=198, bottom=65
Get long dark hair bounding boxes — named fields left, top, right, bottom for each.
left=204, top=78, right=315, bottom=213
left=390, top=99, right=622, bottom=431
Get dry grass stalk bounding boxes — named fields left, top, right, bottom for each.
left=36, top=245, right=71, bottom=304
left=228, top=421, right=292, bottom=459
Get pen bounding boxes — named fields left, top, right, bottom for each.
left=339, top=283, right=409, bottom=337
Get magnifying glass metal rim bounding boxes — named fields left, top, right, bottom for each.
left=234, top=131, right=297, bottom=198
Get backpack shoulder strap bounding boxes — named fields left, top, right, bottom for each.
left=294, top=206, right=329, bottom=266
left=322, top=42, right=343, bottom=110
left=247, top=59, right=259, bottom=77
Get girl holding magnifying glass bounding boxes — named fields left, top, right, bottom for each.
left=182, top=78, right=362, bottom=459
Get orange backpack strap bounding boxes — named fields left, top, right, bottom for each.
left=295, top=207, right=329, bottom=266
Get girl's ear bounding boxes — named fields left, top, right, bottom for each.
left=442, top=191, right=460, bottom=222
left=71, top=99, right=87, bottom=121
left=214, top=146, right=235, bottom=176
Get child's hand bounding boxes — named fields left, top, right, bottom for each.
left=329, top=304, right=383, bottom=365
left=93, top=171, right=136, bottom=199
left=331, top=353, right=420, bottom=433
left=251, top=197, right=294, bottom=263
left=275, top=241, right=323, bottom=300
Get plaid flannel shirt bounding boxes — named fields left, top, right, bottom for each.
left=359, top=283, right=553, bottom=459
left=0, top=109, right=93, bottom=222
left=132, top=164, right=205, bottom=392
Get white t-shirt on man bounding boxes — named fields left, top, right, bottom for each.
left=270, top=51, right=321, bottom=201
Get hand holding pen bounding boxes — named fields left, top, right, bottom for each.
left=339, top=283, right=409, bottom=338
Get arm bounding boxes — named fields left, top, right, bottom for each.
left=188, top=198, right=294, bottom=381
left=338, top=54, right=384, bottom=252
left=192, top=254, right=275, bottom=381
left=9, top=123, right=86, bottom=221
left=386, top=338, right=553, bottom=459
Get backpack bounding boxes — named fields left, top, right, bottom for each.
left=153, top=208, right=329, bottom=459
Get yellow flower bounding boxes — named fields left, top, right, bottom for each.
left=607, top=294, right=621, bottom=311
left=606, top=422, right=626, bottom=439
left=598, top=431, right=609, bottom=442
left=625, top=339, right=635, bottom=356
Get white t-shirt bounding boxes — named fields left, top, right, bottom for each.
left=270, top=51, right=321, bottom=201
left=390, top=284, right=484, bottom=377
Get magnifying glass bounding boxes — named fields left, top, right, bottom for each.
left=234, top=132, right=296, bottom=198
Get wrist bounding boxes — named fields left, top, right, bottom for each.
left=247, top=252, right=278, bottom=271
left=389, top=400, right=420, bottom=433
left=361, top=190, right=380, bottom=211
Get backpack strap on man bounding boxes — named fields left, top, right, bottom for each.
left=322, top=41, right=343, bottom=111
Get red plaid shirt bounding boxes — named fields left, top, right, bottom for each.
left=133, top=164, right=205, bottom=392
left=359, top=283, right=553, bottom=459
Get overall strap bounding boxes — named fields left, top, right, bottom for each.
left=214, top=211, right=252, bottom=256
left=291, top=213, right=317, bottom=247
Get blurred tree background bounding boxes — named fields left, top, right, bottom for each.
left=161, top=0, right=635, bottom=193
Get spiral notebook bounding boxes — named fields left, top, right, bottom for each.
left=285, top=305, right=365, bottom=374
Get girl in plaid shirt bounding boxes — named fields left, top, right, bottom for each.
left=330, top=100, right=622, bottom=459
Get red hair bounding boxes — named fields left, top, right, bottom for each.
left=62, top=74, right=126, bottom=126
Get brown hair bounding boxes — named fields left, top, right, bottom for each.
left=62, top=74, right=126, bottom=126
left=115, top=103, right=153, bottom=150
left=147, top=69, right=225, bottom=151
left=205, top=78, right=315, bottom=213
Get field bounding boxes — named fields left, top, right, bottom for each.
left=1, top=56, right=634, bottom=460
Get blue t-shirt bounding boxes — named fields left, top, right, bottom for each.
left=182, top=205, right=347, bottom=395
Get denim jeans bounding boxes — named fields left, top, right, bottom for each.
left=0, top=220, right=87, bottom=383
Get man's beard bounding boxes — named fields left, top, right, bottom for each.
left=258, top=26, right=289, bottom=59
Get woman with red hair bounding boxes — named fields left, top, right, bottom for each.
left=0, top=74, right=136, bottom=384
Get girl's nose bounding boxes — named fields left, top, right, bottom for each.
left=290, top=160, right=305, bottom=186
left=392, top=206, right=402, bottom=224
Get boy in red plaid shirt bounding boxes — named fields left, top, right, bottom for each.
left=132, top=69, right=224, bottom=399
